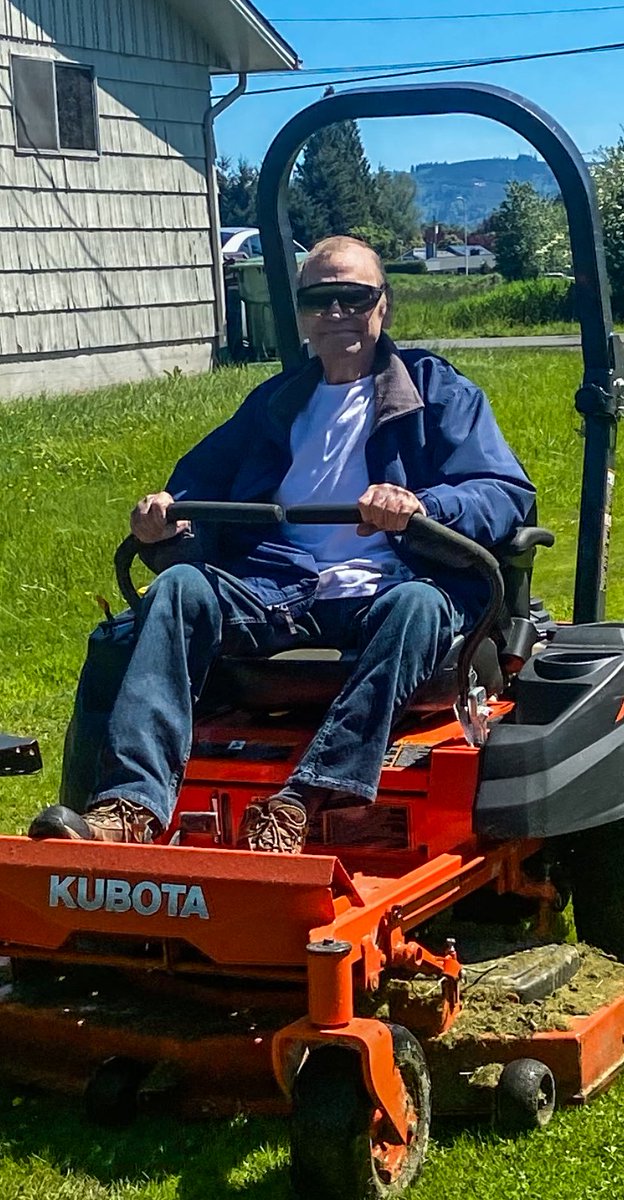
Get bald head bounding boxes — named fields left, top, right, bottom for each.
left=296, top=234, right=391, bottom=384
left=299, top=236, right=387, bottom=289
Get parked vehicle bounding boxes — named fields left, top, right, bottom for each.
left=221, top=225, right=306, bottom=262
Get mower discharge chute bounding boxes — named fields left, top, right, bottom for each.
left=2, top=82, right=624, bottom=1200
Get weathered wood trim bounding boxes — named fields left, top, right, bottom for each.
left=98, top=112, right=204, bottom=129
left=0, top=146, right=207, bottom=191
left=0, top=302, right=217, bottom=355
left=0, top=98, right=12, bottom=146
left=0, top=0, right=214, bottom=68
left=1, top=265, right=215, bottom=313
left=97, top=118, right=206, bottom=159
left=0, top=228, right=213, bottom=268
left=0, top=190, right=210, bottom=229
left=0, top=38, right=214, bottom=85
left=0, top=340, right=217, bottom=400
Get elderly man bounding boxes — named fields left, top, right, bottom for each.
left=30, top=236, right=535, bottom=853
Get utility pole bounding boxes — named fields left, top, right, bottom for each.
left=456, top=195, right=469, bottom=275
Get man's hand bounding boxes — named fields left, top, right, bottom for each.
left=357, top=484, right=426, bottom=536
left=130, top=491, right=190, bottom=543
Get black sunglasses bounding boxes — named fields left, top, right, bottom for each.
left=296, top=282, right=386, bottom=315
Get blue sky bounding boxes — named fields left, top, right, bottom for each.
left=214, top=1, right=624, bottom=179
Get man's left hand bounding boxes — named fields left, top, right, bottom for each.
left=357, top=484, right=426, bottom=536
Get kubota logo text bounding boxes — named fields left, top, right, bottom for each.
left=48, top=874, right=209, bottom=920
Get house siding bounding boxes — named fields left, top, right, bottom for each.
left=0, top=0, right=219, bottom=396
left=0, top=0, right=214, bottom=68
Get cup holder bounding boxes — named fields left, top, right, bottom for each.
left=534, top=651, right=616, bottom=680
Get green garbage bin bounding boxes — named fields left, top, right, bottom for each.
left=231, top=255, right=307, bottom=361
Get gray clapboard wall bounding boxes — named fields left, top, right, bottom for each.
left=0, top=0, right=219, bottom=396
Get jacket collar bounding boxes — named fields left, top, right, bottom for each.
left=373, top=331, right=424, bottom=424
left=266, top=331, right=423, bottom=444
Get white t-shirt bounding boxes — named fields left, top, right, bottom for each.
left=274, top=375, right=413, bottom=599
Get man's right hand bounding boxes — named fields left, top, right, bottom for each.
left=130, top=491, right=191, bottom=543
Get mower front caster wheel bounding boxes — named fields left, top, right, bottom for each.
left=290, top=1023, right=431, bottom=1200
left=494, top=1058, right=556, bottom=1134
left=85, top=1056, right=148, bottom=1127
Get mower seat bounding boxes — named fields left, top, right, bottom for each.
left=203, top=522, right=554, bottom=717
left=208, top=633, right=503, bottom=715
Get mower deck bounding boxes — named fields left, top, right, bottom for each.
left=426, top=997, right=624, bottom=1115
left=0, top=952, right=623, bottom=1121
left=0, top=964, right=292, bottom=1117
left=1, top=697, right=621, bottom=1127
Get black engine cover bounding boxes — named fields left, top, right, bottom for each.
left=476, top=624, right=624, bottom=839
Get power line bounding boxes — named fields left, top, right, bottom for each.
left=259, top=56, right=509, bottom=77
left=269, top=3, right=624, bottom=21
left=220, top=38, right=624, bottom=95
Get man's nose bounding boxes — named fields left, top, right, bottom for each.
left=326, top=300, right=343, bottom=318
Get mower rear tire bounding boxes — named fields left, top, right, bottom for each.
left=494, top=1058, right=556, bottom=1134
left=84, top=1056, right=147, bottom=1127
left=290, top=1023, right=431, bottom=1200
left=569, top=818, right=624, bottom=960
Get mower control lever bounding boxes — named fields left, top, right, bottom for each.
left=168, top=501, right=284, bottom=525
left=169, top=501, right=502, bottom=579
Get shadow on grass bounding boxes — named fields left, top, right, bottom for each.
left=0, top=1083, right=486, bottom=1199
left=0, top=1085, right=292, bottom=1197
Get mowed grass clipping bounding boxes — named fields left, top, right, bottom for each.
left=2, top=349, right=624, bottom=1199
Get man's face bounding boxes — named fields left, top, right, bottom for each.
left=298, top=246, right=389, bottom=369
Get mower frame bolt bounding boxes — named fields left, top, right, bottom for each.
left=306, top=939, right=353, bottom=956
left=389, top=905, right=403, bottom=927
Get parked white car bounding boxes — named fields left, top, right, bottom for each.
left=221, top=226, right=307, bottom=262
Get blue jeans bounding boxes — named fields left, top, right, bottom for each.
left=70, top=564, right=464, bottom=828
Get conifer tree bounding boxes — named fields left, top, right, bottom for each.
left=291, top=89, right=374, bottom=245
left=372, top=167, right=421, bottom=251
left=217, top=157, right=259, bottom=227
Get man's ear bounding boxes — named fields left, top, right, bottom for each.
left=381, top=285, right=394, bottom=329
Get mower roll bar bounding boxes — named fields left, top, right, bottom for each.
left=114, top=501, right=505, bottom=707
left=255, top=81, right=624, bottom=625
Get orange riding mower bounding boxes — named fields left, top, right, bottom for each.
left=3, top=496, right=624, bottom=1198
left=5, top=79, right=624, bottom=1200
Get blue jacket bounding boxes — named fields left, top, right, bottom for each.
left=165, top=335, right=535, bottom=623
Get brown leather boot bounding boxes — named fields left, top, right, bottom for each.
left=237, top=797, right=307, bottom=854
left=29, top=800, right=162, bottom=843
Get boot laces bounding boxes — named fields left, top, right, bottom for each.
left=87, top=799, right=158, bottom=843
left=242, top=801, right=307, bottom=854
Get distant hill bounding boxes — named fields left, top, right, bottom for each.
left=411, top=155, right=558, bottom=225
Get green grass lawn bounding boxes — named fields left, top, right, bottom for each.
left=2, top=350, right=624, bottom=1198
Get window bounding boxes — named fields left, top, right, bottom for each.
left=247, top=234, right=263, bottom=256
left=12, top=56, right=98, bottom=154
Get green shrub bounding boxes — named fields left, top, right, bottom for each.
left=388, top=273, right=503, bottom=300
left=447, top=278, right=575, bottom=331
left=391, top=276, right=576, bottom=338
left=385, top=258, right=427, bottom=275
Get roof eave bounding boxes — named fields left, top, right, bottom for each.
left=167, top=0, right=300, bottom=74
left=226, top=0, right=299, bottom=71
